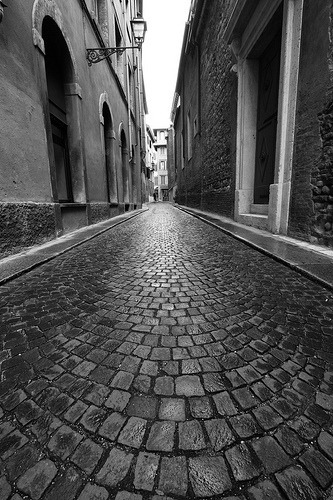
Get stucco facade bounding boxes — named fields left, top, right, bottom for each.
left=171, top=0, right=333, bottom=247
left=0, top=0, right=147, bottom=257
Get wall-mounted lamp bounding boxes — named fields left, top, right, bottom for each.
left=0, top=2, right=7, bottom=24
left=87, top=16, right=147, bottom=66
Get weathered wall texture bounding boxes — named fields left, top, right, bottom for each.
left=289, top=0, right=333, bottom=245
left=175, top=0, right=236, bottom=217
left=0, top=0, right=144, bottom=257
left=200, top=0, right=236, bottom=216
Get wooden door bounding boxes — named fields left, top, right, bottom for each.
left=254, top=31, right=281, bottom=204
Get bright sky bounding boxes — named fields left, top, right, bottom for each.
left=142, top=0, right=192, bottom=130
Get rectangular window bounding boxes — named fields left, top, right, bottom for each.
left=160, top=175, right=166, bottom=185
left=160, top=161, right=166, bottom=170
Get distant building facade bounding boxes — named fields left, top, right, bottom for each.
left=0, top=0, right=147, bottom=257
left=153, top=128, right=168, bottom=201
left=167, top=125, right=176, bottom=202
left=144, top=124, right=156, bottom=202
left=171, top=0, right=333, bottom=247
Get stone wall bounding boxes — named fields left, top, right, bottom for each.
left=175, top=0, right=236, bottom=216
left=0, top=203, right=56, bottom=258
left=289, top=0, right=332, bottom=245
left=200, top=0, right=236, bottom=216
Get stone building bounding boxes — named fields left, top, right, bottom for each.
left=153, top=128, right=168, bottom=201
left=171, top=0, right=333, bottom=247
left=167, top=124, right=176, bottom=202
left=0, top=0, right=147, bottom=257
left=144, top=124, right=156, bottom=202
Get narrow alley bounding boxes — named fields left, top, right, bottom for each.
left=0, top=203, right=332, bottom=500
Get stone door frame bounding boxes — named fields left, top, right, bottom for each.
left=225, top=0, right=304, bottom=234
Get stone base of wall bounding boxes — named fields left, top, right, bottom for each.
left=89, top=203, right=112, bottom=225
left=0, top=202, right=56, bottom=258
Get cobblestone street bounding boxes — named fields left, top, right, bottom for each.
left=0, top=202, right=333, bottom=500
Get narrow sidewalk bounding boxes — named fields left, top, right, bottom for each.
left=0, top=207, right=148, bottom=286
left=176, top=204, right=333, bottom=291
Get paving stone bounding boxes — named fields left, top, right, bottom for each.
left=118, top=417, right=146, bottom=448
left=0, top=429, right=29, bottom=459
left=252, top=405, right=283, bottom=430
left=299, top=446, right=333, bottom=488
left=115, top=492, right=142, bottom=500
left=232, top=387, right=258, bottom=409
left=95, top=447, right=133, bottom=487
left=45, top=466, right=82, bottom=500
left=98, top=412, right=127, bottom=440
left=161, top=360, right=179, bottom=375
left=316, top=391, right=333, bottom=410
left=17, top=459, right=57, bottom=499
left=213, top=391, right=238, bottom=416
left=84, top=383, right=110, bottom=406
left=134, top=452, right=160, bottom=491
left=158, top=456, right=188, bottom=497
left=127, top=395, right=158, bottom=419
left=133, top=345, right=151, bottom=358
left=30, top=411, right=62, bottom=445
left=247, top=479, right=284, bottom=500
left=6, top=444, right=40, bottom=481
left=175, top=375, right=205, bottom=396
left=226, top=443, right=263, bottom=481
left=0, top=475, right=11, bottom=500
left=189, top=396, right=213, bottom=419
left=105, top=389, right=131, bottom=411
left=77, top=483, right=109, bottom=500
left=182, top=359, right=201, bottom=374
left=179, top=420, right=206, bottom=450
left=140, top=360, right=158, bottom=377
left=0, top=389, right=27, bottom=411
left=205, top=418, right=235, bottom=451
left=71, top=438, right=103, bottom=474
left=133, top=374, right=151, bottom=393
left=318, top=430, right=333, bottom=460
left=252, top=436, right=291, bottom=473
left=64, top=401, right=88, bottom=423
left=72, top=360, right=96, bottom=377
left=151, top=348, right=171, bottom=360
left=110, top=371, right=134, bottom=390
left=274, top=426, right=304, bottom=456
left=48, top=424, right=83, bottom=459
left=202, top=372, right=225, bottom=392
left=154, top=376, right=174, bottom=395
left=80, top=406, right=107, bottom=432
left=230, top=414, right=260, bottom=439
left=275, top=465, right=321, bottom=499
left=189, top=455, right=232, bottom=497
left=146, top=421, right=175, bottom=452
left=271, top=397, right=297, bottom=419
left=289, top=416, right=320, bottom=441
left=159, top=398, right=186, bottom=421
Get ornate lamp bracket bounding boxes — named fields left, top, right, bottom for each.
left=86, top=46, right=136, bottom=66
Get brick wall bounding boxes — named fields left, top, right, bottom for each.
left=175, top=0, right=236, bottom=217
left=289, top=0, right=333, bottom=245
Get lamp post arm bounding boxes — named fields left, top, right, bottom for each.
left=86, top=46, right=140, bottom=66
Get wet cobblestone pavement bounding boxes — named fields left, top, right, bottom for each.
left=0, top=203, right=333, bottom=500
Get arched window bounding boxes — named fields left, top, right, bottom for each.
left=43, top=17, right=74, bottom=202
left=121, top=130, right=129, bottom=207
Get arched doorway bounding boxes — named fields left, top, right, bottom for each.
left=121, top=130, right=129, bottom=208
left=102, top=103, right=113, bottom=202
left=42, top=17, right=74, bottom=203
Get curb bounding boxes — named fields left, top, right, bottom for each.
left=176, top=205, right=333, bottom=293
left=0, top=208, right=148, bottom=287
